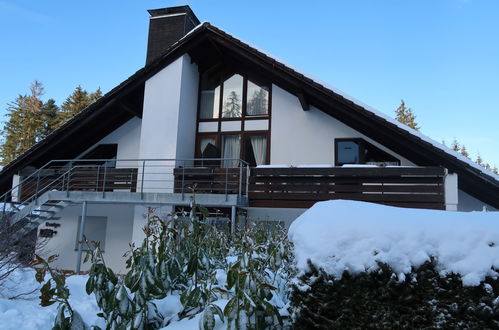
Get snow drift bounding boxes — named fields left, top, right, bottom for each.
left=288, top=200, right=499, bottom=286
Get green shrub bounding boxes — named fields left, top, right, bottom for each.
left=290, top=260, right=499, bottom=329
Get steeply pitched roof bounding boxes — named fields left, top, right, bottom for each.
left=1, top=22, right=498, bottom=208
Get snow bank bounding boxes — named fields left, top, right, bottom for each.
left=0, top=268, right=103, bottom=330
left=288, top=200, right=499, bottom=286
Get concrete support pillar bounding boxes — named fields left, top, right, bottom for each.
left=76, top=201, right=87, bottom=274
left=444, top=173, right=458, bottom=211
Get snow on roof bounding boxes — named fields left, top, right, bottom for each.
left=222, top=27, right=499, bottom=182
left=288, top=200, right=499, bottom=286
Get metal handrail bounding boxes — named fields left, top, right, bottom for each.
left=0, top=158, right=250, bottom=212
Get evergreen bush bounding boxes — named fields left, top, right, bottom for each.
left=290, top=260, right=499, bottom=329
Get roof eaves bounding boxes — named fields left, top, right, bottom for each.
left=205, top=24, right=499, bottom=186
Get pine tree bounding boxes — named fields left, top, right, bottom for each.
left=451, top=139, right=460, bottom=152
left=56, top=86, right=102, bottom=126
left=0, top=81, right=45, bottom=164
left=459, top=145, right=469, bottom=158
left=395, top=100, right=419, bottom=130
left=39, top=99, right=60, bottom=139
left=90, top=87, right=102, bottom=102
left=476, top=154, right=483, bottom=166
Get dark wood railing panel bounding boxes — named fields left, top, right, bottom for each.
left=19, top=167, right=138, bottom=200
left=173, top=168, right=246, bottom=194
left=249, top=167, right=446, bottom=210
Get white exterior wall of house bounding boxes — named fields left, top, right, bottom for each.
left=270, top=85, right=414, bottom=166
left=76, top=117, right=142, bottom=167
left=36, top=203, right=135, bottom=273
left=131, top=54, right=199, bottom=244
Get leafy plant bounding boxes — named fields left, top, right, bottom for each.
left=33, top=254, right=89, bottom=329
left=36, top=199, right=294, bottom=329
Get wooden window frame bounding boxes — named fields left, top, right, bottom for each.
left=195, top=67, right=272, bottom=166
left=195, top=131, right=270, bottom=166
left=335, top=138, right=400, bottom=166
left=197, top=71, right=272, bottom=123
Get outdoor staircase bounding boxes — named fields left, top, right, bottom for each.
left=6, top=196, right=74, bottom=242
left=0, top=158, right=250, bottom=242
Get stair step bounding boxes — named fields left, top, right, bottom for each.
left=38, top=210, right=57, bottom=214
left=42, top=203, right=65, bottom=208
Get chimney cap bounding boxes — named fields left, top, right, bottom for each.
left=147, top=5, right=200, bottom=25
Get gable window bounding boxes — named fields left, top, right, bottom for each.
left=335, top=138, right=400, bottom=166
left=198, top=69, right=270, bottom=120
left=222, top=74, right=243, bottom=118
left=246, top=80, right=269, bottom=116
left=199, top=74, right=220, bottom=119
left=196, top=66, right=271, bottom=167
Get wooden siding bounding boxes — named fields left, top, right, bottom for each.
left=249, top=167, right=446, bottom=210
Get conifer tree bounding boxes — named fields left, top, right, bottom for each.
left=395, top=100, right=419, bottom=130
left=476, top=154, right=483, bottom=166
left=460, top=145, right=469, bottom=158
left=39, top=99, right=60, bottom=138
left=90, top=87, right=102, bottom=102
left=451, top=139, right=460, bottom=152
left=56, top=85, right=101, bottom=126
left=0, top=81, right=45, bottom=164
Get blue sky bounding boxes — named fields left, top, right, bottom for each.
left=0, top=0, right=497, bottom=166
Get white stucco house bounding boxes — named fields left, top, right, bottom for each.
left=0, top=6, right=497, bottom=273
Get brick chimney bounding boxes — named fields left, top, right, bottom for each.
left=146, top=6, right=200, bottom=65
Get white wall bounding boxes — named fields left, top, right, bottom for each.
left=137, top=55, right=198, bottom=193
left=77, top=117, right=142, bottom=168
left=36, top=203, right=135, bottom=273
left=176, top=55, right=200, bottom=164
left=270, top=85, right=414, bottom=166
left=138, top=54, right=198, bottom=162
left=458, top=189, right=497, bottom=212
left=131, top=55, right=199, bottom=243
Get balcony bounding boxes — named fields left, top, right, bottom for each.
left=6, top=160, right=447, bottom=211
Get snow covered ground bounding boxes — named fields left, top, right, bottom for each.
left=0, top=268, right=103, bottom=330
left=0, top=268, right=225, bottom=330
left=289, top=200, right=499, bottom=286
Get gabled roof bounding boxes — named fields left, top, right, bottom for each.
left=1, top=22, right=498, bottom=208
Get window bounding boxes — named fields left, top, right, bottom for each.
left=335, top=139, right=400, bottom=166
left=196, top=133, right=269, bottom=167
left=199, top=74, right=220, bottom=119
left=245, top=135, right=267, bottom=167
left=337, top=140, right=360, bottom=165
left=75, top=216, right=107, bottom=251
left=198, top=70, right=270, bottom=120
left=222, top=74, right=243, bottom=118
left=246, top=80, right=269, bottom=116
left=196, top=67, right=271, bottom=167
left=221, top=134, right=241, bottom=167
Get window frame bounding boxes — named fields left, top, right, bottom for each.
left=197, top=71, right=272, bottom=122
left=195, top=131, right=270, bottom=167
left=334, top=138, right=400, bottom=166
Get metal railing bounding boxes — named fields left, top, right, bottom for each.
left=0, top=158, right=250, bottom=216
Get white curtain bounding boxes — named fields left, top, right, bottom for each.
left=199, top=87, right=220, bottom=119
left=222, top=135, right=240, bottom=167
left=250, top=136, right=267, bottom=165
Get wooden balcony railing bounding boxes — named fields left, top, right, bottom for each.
left=249, top=167, right=446, bottom=210
left=14, top=161, right=446, bottom=211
